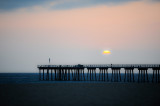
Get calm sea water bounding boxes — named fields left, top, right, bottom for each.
left=0, top=73, right=154, bottom=84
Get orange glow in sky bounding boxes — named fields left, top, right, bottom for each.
left=103, top=50, right=111, bottom=54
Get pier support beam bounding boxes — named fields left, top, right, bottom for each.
left=111, top=68, right=121, bottom=82
left=124, top=68, right=134, bottom=82
left=43, top=69, right=44, bottom=80
left=54, top=69, right=57, bottom=81
left=51, top=69, right=53, bottom=80
left=152, top=68, right=160, bottom=83
left=39, top=69, right=41, bottom=80
left=83, top=69, right=85, bottom=81
left=71, top=69, right=73, bottom=80
left=47, top=69, right=49, bottom=80
left=87, top=68, right=96, bottom=81
left=58, top=65, right=62, bottom=80
left=78, top=68, right=80, bottom=81
left=99, top=68, right=108, bottom=81
left=68, top=69, right=70, bottom=81
left=138, top=68, right=148, bottom=82
left=95, top=69, right=97, bottom=81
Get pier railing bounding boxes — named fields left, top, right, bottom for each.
left=38, top=64, right=160, bottom=68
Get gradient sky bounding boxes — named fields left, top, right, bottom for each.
left=0, top=0, right=160, bottom=72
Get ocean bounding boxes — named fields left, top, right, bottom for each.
left=0, top=73, right=160, bottom=106
left=0, top=73, right=154, bottom=84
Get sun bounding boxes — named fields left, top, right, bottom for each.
left=103, top=50, right=111, bottom=54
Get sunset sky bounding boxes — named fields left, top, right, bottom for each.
left=0, top=0, right=160, bottom=72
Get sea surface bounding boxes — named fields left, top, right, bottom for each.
left=0, top=73, right=154, bottom=84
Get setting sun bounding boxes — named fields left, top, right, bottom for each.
left=103, top=50, right=111, bottom=54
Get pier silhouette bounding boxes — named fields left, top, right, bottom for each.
left=37, top=64, right=160, bottom=83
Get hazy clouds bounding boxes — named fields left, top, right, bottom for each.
left=0, top=0, right=160, bottom=72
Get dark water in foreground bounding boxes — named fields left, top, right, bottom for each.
left=0, top=73, right=154, bottom=84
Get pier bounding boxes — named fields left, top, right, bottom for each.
left=37, top=64, right=160, bottom=83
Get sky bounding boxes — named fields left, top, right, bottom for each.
left=0, top=0, right=160, bottom=72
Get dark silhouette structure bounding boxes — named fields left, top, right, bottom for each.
left=37, top=64, right=160, bottom=83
